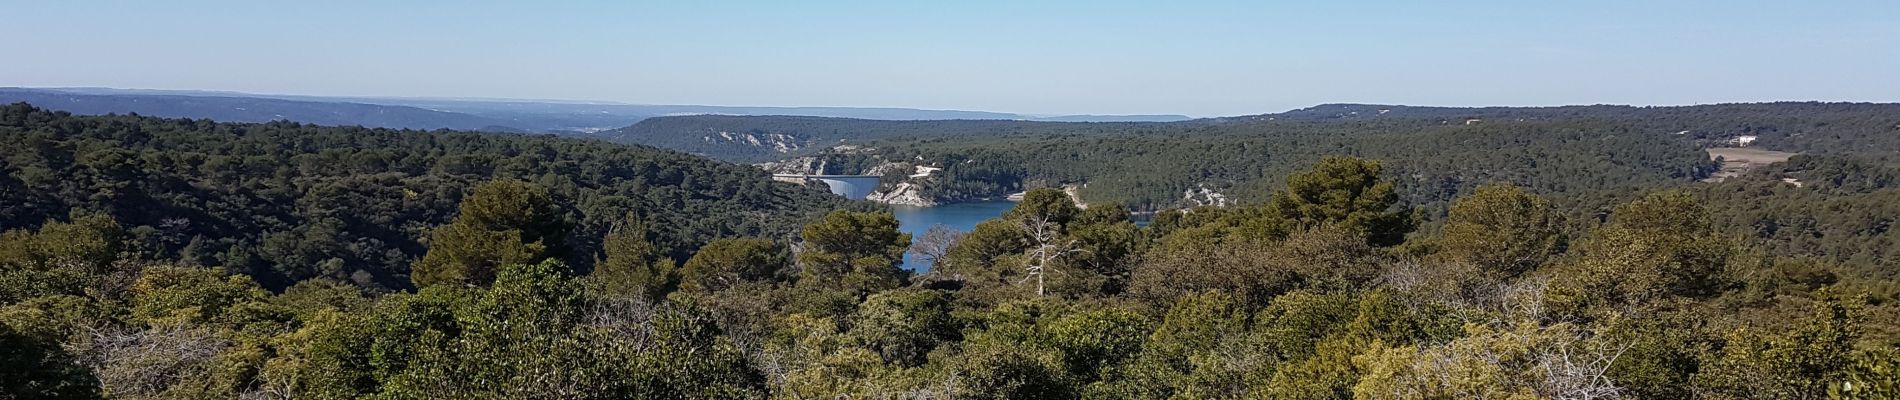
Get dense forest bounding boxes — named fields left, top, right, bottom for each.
left=838, top=118, right=1717, bottom=209
left=597, top=115, right=1181, bottom=163
left=4, top=103, right=1900, bottom=399
left=0, top=104, right=858, bottom=291
left=613, top=102, right=1900, bottom=210
left=1276, top=103, right=1900, bottom=165
left=1693, top=155, right=1900, bottom=282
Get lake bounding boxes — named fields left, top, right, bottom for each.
left=892, top=200, right=1018, bottom=271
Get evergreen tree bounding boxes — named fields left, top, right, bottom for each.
left=678, top=238, right=787, bottom=292
left=411, top=179, right=568, bottom=288
left=1546, top=191, right=1734, bottom=319
left=796, top=211, right=911, bottom=294
left=1437, top=183, right=1565, bottom=277
left=0, top=323, right=99, bottom=400
left=1694, top=293, right=1865, bottom=399
left=590, top=213, right=676, bottom=300
left=1004, top=188, right=1080, bottom=227
left=847, top=289, right=958, bottom=367
left=1264, top=156, right=1413, bottom=246
left=0, top=214, right=129, bottom=303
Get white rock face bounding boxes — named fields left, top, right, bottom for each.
left=867, top=182, right=936, bottom=206
left=757, top=156, right=828, bottom=174
left=704, top=131, right=803, bottom=153
left=1064, top=184, right=1088, bottom=209
left=762, top=154, right=943, bottom=206
left=1183, top=184, right=1232, bottom=207
left=863, top=161, right=913, bottom=177
left=864, top=161, right=940, bottom=206
left=830, top=144, right=876, bottom=154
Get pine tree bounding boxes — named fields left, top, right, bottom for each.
left=1264, top=156, right=1413, bottom=246
left=679, top=238, right=786, bottom=292
left=1438, top=183, right=1564, bottom=277
left=411, top=179, right=568, bottom=288
left=590, top=213, right=676, bottom=300
left=796, top=211, right=911, bottom=294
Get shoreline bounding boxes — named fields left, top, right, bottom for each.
left=885, top=197, right=1020, bottom=209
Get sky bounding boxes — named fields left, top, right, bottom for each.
left=3, top=0, right=1897, bottom=117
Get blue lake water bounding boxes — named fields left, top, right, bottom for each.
left=892, top=200, right=1018, bottom=271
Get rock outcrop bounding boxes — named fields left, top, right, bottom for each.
left=758, top=156, right=828, bottom=175
left=866, top=164, right=942, bottom=206
left=1183, top=184, right=1233, bottom=207
left=867, top=181, right=935, bottom=207
left=705, top=131, right=803, bottom=154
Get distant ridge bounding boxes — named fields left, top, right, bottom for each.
left=1027, top=114, right=1192, bottom=122
left=1226, top=102, right=1900, bottom=122
left=0, top=87, right=524, bottom=132
left=600, top=101, right=1900, bottom=165
left=0, top=87, right=1194, bottom=134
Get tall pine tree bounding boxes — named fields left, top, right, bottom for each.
left=411, top=179, right=568, bottom=288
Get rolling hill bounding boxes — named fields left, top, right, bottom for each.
left=0, top=87, right=1192, bottom=134
left=595, top=115, right=1191, bottom=163
left=0, top=87, right=524, bottom=131
left=602, top=102, right=1900, bottom=210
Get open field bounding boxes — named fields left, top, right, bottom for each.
left=1705, top=147, right=1799, bottom=181
left=1708, top=147, right=1797, bottom=164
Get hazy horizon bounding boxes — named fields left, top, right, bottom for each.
left=15, top=85, right=1899, bottom=120
left=5, top=1, right=1897, bottom=117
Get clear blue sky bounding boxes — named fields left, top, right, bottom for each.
left=4, top=0, right=1896, bottom=116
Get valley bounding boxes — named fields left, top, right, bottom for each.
left=5, top=100, right=1899, bottom=399
left=9, top=2, right=1900, bottom=397
left=637, top=102, right=1900, bottom=213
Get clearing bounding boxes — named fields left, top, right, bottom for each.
left=1704, top=147, right=1798, bottom=182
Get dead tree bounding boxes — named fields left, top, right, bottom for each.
left=1016, top=214, right=1083, bottom=297
left=908, top=224, right=964, bottom=268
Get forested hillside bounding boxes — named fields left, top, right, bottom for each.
left=3, top=150, right=1896, bottom=398
left=842, top=119, right=1717, bottom=209
left=597, top=115, right=1183, bottom=163
left=1268, top=103, right=1900, bottom=162
left=0, top=103, right=857, bottom=291
left=1695, top=155, right=1900, bottom=280
left=640, top=102, right=1900, bottom=209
